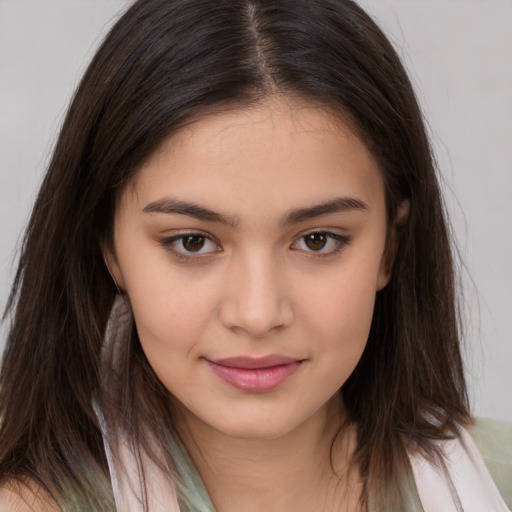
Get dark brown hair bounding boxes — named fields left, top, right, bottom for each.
left=0, top=0, right=470, bottom=509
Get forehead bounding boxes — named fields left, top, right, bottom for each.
left=123, top=97, right=385, bottom=218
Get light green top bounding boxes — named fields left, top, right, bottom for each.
left=471, top=418, right=512, bottom=510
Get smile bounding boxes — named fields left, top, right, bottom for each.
left=206, top=355, right=303, bottom=392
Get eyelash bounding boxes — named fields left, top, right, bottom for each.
left=159, top=230, right=351, bottom=261
left=290, top=231, right=351, bottom=257
left=159, top=231, right=221, bottom=261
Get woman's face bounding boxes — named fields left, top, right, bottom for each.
left=107, top=97, right=391, bottom=440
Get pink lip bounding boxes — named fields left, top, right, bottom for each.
left=207, top=355, right=303, bottom=392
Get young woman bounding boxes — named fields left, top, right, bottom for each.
left=0, top=0, right=510, bottom=511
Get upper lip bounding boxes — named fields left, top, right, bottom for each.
left=209, top=355, right=302, bottom=369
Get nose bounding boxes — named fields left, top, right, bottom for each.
left=218, top=251, right=294, bottom=338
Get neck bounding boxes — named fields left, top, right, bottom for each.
left=172, top=395, right=363, bottom=512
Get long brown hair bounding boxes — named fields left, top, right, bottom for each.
left=0, top=0, right=470, bottom=509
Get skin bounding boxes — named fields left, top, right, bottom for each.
left=106, top=96, right=400, bottom=511
left=0, top=481, right=60, bottom=512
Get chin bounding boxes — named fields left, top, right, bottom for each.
left=206, top=406, right=315, bottom=441
left=214, top=421, right=299, bottom=441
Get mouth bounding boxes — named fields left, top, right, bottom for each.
left=206, top=355, right=304, bottom=392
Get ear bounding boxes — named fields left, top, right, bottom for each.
left=102, top=245, right=127, bottom=294
left=376, top=199, right=410, bottom=291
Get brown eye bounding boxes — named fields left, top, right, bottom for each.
left=182, top=235, right=206, bottom=252
left=291, top=231, right=350, bottom=256
left=161, top=232, right=220, bottom=259
left=304, top=233, right=328, bottom=251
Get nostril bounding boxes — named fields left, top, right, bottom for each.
left=218, top=298, right=294, bottom=338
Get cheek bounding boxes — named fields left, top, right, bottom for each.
left=313, top=283, right=375, bottom=357
left=297, top=255, right=381, bottom=379
left=117, top=233, right=214, bottom=336
left=127, top=277, right=220, bottom=397
left=120, top=251, right=221, bottom=375
left=130, top=280, right=215, bottom=348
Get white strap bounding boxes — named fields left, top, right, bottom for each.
left=410, top=426, right=509, bottom=512
left=95, top=296, right=181, bottom=512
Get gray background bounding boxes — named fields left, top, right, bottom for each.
left=1, top=0, right=511, bottom=421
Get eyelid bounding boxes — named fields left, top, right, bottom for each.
left=290, top=229, right=351, bottom=256
left=157, top=228, right=350, bottom=262
left=159, top=230, right=221, bottom=261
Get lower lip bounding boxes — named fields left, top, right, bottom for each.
left=207, top=361, right=302, bottom=392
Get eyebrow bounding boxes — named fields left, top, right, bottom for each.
left=143, top=198, right=239, bottom=227
left=142, top=196, right=368, bottom=227
left=280, top=197, right=369, bottom=225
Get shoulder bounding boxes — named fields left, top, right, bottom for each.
left=470, top=417, right=512, bottom=510
left=0, top=479, right=61, bottom=512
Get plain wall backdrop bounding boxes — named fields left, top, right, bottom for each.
left=0, top=0, right=511, bottom=421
